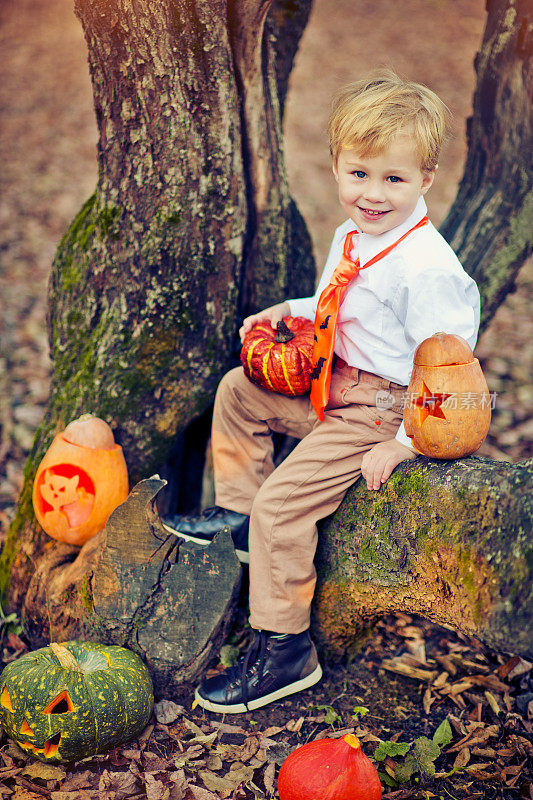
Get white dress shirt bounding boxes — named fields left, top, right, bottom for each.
left=287, top=197, right=480, bottom=449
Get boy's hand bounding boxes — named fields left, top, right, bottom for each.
left=361, top=439, right=417, bottom=490
left=239, top=302, right=291, bottom=343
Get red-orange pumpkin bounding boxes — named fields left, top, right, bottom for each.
left=32, top=414, right=128, bottom=546
left=403, top=332, right=491, bottom=459
left=240, top=316, right=314, bottom=396
left=278, top=734, right=382, bottom=800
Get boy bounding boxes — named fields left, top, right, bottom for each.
left=163, top=72, right=480, bottom=713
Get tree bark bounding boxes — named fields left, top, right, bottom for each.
left=22, top=458, right=532, bottom=695
left=23, top=477, right=242, bottom=697
left=440, top=0, right=532, bottom=332
left=1, top=0, right=314, bottom=606
left=313, top=456, right=533, bottom=660
left=2, top=0, right=532, bottom=666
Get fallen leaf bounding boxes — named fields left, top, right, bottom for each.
left=205, top=753, right=223, bottom=771
left=144, top=772, right=168, bottom=800
left=263, top=762, right=276, bottom=797
left=261, top=726, right=284, bottom=737
left=423, top=687, right=435, bottom=714
left=154, top=700, right=186, bottom=725
left=59, top=770, right=94, bottom=791
left=187, top=731, right=218, bottom=747
left=188, top=787, right=220, bottom=800
left=209, top=722, right=248, bottom=735
left=452, top=746, right=470, bottom=771
left=263, top=742, right=293, bottom=766
left=506, top=657, right=532, bottom=681
left=285, top=717, right=304, bottom=733
left=22, top=762, right=67, bottom=783
left=432, top=671, right=449, bottom=689
left=496, top=655, right=521, bottom=679
left=199, top=769, right=237, bottom=797
left=184, top=719, right=207, bottom=738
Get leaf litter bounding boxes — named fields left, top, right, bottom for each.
left=0, top=612, right=531, bottom=799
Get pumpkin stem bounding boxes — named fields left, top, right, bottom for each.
left=49, top=643, right=84, bottom=673
left=274, top=320, right=295, bottom=344
left=344, top=734, right=361, bottom=750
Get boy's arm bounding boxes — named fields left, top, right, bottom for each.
left=392, top=268, right=480, bottom=451
left=366, top=267, right=480, bottom=490
left=361, top=440, right=417, bottom=490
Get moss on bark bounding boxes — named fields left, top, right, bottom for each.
left=314, top=456, right=533, bottom=659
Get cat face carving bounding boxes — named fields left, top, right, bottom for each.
left=38, top=467, right=95, bottom=530
left=40, top=471, right=80, bottom=510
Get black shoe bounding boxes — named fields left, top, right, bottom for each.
left=194, top=629, right=322, bottom=714
left=162, top=506, right=249, bottom=564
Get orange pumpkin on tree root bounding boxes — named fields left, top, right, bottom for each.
left=240, top=316, right=314, bottom=396
left=403, top=332, right=491, bottom=459
left=278, top=734, right=382, bottom=800
left=32, top=414, right=129, bottom=546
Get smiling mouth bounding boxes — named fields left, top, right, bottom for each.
left=359, top=207, right=390, bottom=217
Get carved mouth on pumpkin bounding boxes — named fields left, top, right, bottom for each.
left=19, top=731, right=62, bottom=758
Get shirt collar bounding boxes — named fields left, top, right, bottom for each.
left=345, top=196, right=429, bottom=266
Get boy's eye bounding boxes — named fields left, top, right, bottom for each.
left=388, top=175, right=402, bottom=183
left=352, top=170, right=366, bottom=178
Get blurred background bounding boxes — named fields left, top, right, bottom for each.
left=1, top=0, right=531, bottom=540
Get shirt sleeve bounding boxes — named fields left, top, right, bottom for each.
left=392, top=268, right=480, bottom=449
left=287, top=295, right=316, bottom=321
left=395, top=420, right=419, bottom=453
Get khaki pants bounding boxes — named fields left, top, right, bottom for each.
left=213, top=362, right=406, bottom=633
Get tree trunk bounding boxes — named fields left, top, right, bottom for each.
left=22, top=458, right=532, bottom=695
left=0, top=0, right=314, bottom=606
left=313, top=456, right=533, bottom=660
left=23, top=477, right=242, bottom=697
left=2, top=0, right=532, bottom=669
left=440, top=0, right=532, bottom=332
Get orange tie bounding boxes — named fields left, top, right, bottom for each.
left=310, top=216, right=429, bottom=420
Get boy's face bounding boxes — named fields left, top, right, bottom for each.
left=332, top=135, right=435, bottom=235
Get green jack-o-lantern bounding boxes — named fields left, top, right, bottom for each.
left=0, top=641, right=153, bottom=763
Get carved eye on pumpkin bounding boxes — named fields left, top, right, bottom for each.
left=43, top=690, right=76, bottom=715
left=1, top=687, right=13, bottom=712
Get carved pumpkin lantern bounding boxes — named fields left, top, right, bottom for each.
left=240, top=316, right=314, bottom=396
left=278, top=734, right=382, bottom=800
left=403, top=333, right=491, bottom=459
left=0, top=642, right=153, bottom=763
left=32, top=414, right=128, bottom=546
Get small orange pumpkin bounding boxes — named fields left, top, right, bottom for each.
left=32, top=414, right=128, bottom=546
left=278, top=734, right=382, bottom=800
left=403, top=332, right=491, bottom=459
left=240, top=316, right=314, bottom=396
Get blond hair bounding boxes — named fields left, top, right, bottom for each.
left=328, top=70, right=450, bottom=171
